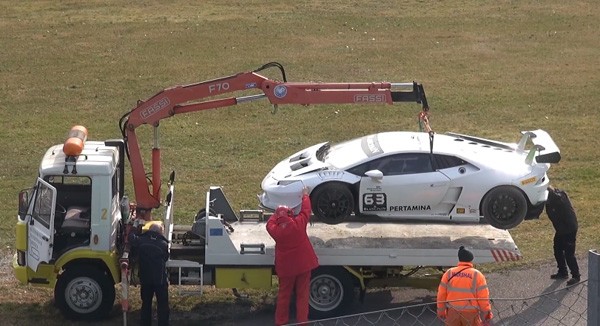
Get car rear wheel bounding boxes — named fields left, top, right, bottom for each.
left=311, top=183, right=354, bottom=224
left=481, top=186, right=527, bottom=229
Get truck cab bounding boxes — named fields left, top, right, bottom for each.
left=13, top=139, right=127, bottom=320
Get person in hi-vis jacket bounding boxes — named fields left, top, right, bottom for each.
left=437, top=246, right=493, bottom=326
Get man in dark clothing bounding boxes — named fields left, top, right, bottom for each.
left=129, top=222, right=170, bottom=326
left=546, top=185, right=580, bottom=286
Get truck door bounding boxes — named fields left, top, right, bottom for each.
left=27, top=178, right=58, bottom=272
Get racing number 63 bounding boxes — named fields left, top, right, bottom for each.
left=363, top=193, right=387, bottom=211
left=364, top=193, right=385, bottom=205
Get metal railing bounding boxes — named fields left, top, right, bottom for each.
left=293, top=250, right=599, bottom=326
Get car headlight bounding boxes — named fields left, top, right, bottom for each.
left=277, top=179, right=301, bottom=186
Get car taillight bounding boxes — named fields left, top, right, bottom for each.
left=17, top=250, right=26, bottom=266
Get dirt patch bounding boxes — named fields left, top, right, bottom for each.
left=0, top=250, right=15, bottom=284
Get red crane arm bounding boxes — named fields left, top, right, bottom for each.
left=120, top=62, right=429, bottom=217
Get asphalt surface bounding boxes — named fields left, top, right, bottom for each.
left=227, top=254, right=590, bottom=326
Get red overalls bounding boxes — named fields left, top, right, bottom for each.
left=266, top=194, right=319, bottom=325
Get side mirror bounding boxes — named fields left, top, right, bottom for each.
left=365, top=170, right=384, bottom=180
left=169, top=170, right=176, bottom=185
left=119, top=196, right=131, bottom=222
left=18, top=189, right=31, bottom=219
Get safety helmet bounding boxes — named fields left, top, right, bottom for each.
left=274, top=205, right=294, bottom=219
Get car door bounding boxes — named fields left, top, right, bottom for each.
left=358, top=153, right=451, bottom=218
left=27, top=178, right=57, bottom=272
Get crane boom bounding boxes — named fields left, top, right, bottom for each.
left=119, top=62, right=430, bottom=218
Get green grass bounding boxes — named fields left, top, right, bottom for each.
left=1, top=0, right=599, bottom=322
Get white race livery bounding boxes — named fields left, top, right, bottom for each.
left=259, top=130, right=561, bottom=229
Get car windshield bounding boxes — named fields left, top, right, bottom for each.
left=323, top=134, right=384, bottom=169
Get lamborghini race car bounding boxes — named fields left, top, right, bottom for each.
left=259, top=130, right=561, bottom=229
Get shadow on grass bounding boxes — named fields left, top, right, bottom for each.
left=0, top=291, right=275, bottom=326
left=0, top=301, right=118, bottom=326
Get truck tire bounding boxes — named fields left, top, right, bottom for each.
left=309, top=267, right=355, bottom=319
left=55, top=265, right=115, bottom=320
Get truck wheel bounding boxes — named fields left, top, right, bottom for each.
left=311, top=183, right=354, bottom=224
left=55, top=266, right=115, bottom=320
left=309, top=267, right=355, bottom=319
left=481, top=186, right=527, bottom=229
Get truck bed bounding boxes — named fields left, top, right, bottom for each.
left=203, top=217, right=521, bottom=267
left=185, top=186, right=523, bottom=267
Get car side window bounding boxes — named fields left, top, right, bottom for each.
left=406, top=154, right=434, bottom=174
left=379, top=156, right=406, bottom=175
left=347, top=157, right=386, bottom=176
left=371, top=154, right=433, bottom=176
left=433, top=154, right=468, bottom=169
left=348, top=153, right=435, bottom=176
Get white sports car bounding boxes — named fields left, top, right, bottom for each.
left=259, top=130, right=561, bottom=229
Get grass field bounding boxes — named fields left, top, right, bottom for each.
left=0, top=0, right=598, bottom=324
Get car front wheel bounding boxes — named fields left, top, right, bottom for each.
left=311, top=183, right=354, bottom=224
left=481, top=186, right=527, bottom=229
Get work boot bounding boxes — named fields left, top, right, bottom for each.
left=550, top=273, right=568, bottom=279
left=566, top=276, right=581, bottom=286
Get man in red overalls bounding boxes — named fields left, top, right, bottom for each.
left=267, top=186, right=319, bottom=326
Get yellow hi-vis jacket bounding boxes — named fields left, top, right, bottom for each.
left=437, top=262, right=492, bottom=314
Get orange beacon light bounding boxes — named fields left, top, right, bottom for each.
left=63, top=125, right=88, bottom=156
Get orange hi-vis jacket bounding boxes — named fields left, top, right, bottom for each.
left=437, top=262, right=492, bottom=315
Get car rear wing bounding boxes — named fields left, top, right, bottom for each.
left=518, top=129, right=561, bottom=164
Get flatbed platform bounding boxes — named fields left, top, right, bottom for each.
left=170, top=186, right=522, bottom=268
left=203, top=217, right=521, bottom=267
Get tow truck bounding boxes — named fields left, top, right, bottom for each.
left=13, top=62, right=521, bottom=321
